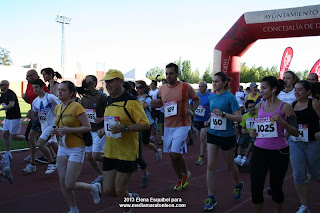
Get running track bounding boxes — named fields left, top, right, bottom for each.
left=1, top=132, right=320, bottom=213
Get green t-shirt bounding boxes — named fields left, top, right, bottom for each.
left=240, top=112, right=257, bottom=132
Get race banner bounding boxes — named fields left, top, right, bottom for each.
left=279, top=47, right=293, bottom=79
left=309, top=59, right=320, bottom=77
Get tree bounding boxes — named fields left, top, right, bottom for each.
left=181, top=60, right=192, bottom=82
left=0, top=47, right=13, bottom=65
left=145, top=67, right=164, bottom=80
left=191, top=68, right=200, bottom=83
left=174, top=57, right=182, bottom=77
left=202, top=63, right=212, bottom=83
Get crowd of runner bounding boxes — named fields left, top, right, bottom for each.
left=0, top=64, right=319, bottom=213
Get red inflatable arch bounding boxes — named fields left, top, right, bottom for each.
left=214, top=4, right=320, bottom=94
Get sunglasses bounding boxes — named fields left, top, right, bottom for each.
left=136, top=86, right=143, bottom=89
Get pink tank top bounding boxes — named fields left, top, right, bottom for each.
left=254, top=101, right=288, bottom=150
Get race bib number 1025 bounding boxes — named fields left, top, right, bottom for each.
left=254, top=117, right=278, bottom=138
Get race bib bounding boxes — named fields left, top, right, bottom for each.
left=291, top=124, right=308, bottom=142
left=210, top=114, right=227, bottom=130
left=104, top=116, right=122, bottom=138
left=86, top=109, right=96, bottom=123
left=245, top=118, right=255, bottom=130
left=164, top=101, right=177, bottom=117
left=38, top=111, right=47, bottom=124
left=195, top=105, right=205, bottom=117
left=254, top=117, right=278, bottom=138
left=57, top=135, right=67, bottom=147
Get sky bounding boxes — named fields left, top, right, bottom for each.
left=1, top=0, right=320, bottom=78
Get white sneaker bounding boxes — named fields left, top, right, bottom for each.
left=24, top=154, right=38, bottom=162
left=296, top=205, right=310, bottom=213
left=240, top=157, right=247, bottom=166
left=91, top=175, right=103, bottom=184
left=23, top=163, right=36, bottom=173
left=234, top=155, right=242, bottom=165
left=24, top=155, right=31, bottom=162
left=156, top=148, right=162, bottom=161
left=91, top=182, right=101, bottom=204
left=45, top=164, right=57, bottom=174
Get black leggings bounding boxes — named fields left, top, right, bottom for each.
left=136, top=132, right=147, bottom=170
left=251, top=146, right=289, bottom=204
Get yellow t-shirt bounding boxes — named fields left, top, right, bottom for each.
left=247, top=93, right=260, bottom=102
left=104, top=93, right=149, bottom=161
left=54, top=101, right=86, bottom=148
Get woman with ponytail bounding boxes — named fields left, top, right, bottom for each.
left=41, top=67, right=62, bottom=96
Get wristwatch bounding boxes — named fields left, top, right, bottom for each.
left=124, top=125, right=129, bottom=132
left=222, top=112, right=226, bottom=118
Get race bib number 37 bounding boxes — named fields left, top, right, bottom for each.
left=164, top=101, right=177, bottom=117
left=254, top=117, right=278, bottom=138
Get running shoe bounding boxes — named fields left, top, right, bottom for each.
left=5, top=152, right=13, bottom=160
left=203, top=195, right=217, bottom=211
left=233, top=182, right=244, bottom=200
left=68, top=208, right=80, bottom=213
left=182, top=171, right=191, bottom=189
left=1, top=153, right=11, bottom=168
left=196, top=156, right=204, bottom=165
left=234, top=155, right=242, bottom=165
left=23, top=163, right=36, bottom=173
left=24, top=154, right=31, bottom=162
left=140, top=172, right=150, bottom=188
left=240, top=157, right=247, bottom=166
left=156, top=148, right=162, bottom=161
left=158, top=140, right=163, bottom=145
left=173, top=179, right=182, bottom=191
left=296, top=205, right=310, bottom=213
left=91, top=182, right=101, bottom=204
left=35, top=155, right=48, bottom=164
left=45, top=164, right=57, bottom=174
left=3, top=167, right=13, bottom=184
left=91, top=175, right=103, bottom=184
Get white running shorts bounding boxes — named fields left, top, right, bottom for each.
left=85, top=132, right=106, bottom=153
left=163, top=126, right=190, bottom=154
left=57, top=145, right=85, bottom=163
left=3, top=118, right=22, bottom=135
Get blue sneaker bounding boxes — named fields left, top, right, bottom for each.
left=1, top=154, right=11, bottom=168
left=204, top=195, right=217, bottom=211
left=233, top=182, right=244, bottom=200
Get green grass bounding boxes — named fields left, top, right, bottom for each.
left=0, top=139, right=29, bottom=151
left=0, top=98, right=30, bottom=151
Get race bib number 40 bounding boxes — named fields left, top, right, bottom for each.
left=210, top=114, right=227, bottom=130
left=86, top=109, right=96, bottom=123
left=291, top=124, right=308, bottom=142
left=164, top=101, right=177, bottom=117
left=254, top=117, right=278, bottom=138
left=104, top=116, right=122, bottom=138
left=38, top=111, right=47, bottom=122
left=194, top=105, right=205, bottom=117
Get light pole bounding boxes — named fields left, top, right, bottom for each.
left=55, top=15, right=71, bottom=78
